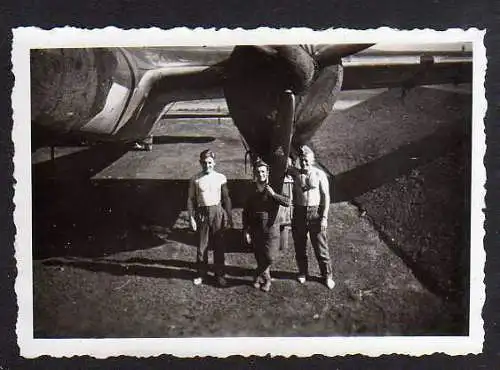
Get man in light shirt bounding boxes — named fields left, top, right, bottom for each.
left=290, top=145, right=335, bottom=289
left=187, top=149, right=233, bottom=287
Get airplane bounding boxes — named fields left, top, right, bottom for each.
left=30, top=43, right=472, bottom=215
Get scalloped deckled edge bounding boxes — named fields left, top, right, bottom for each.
left=12, top=27, right=486, bottom=359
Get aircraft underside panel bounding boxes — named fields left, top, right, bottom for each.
left=78, top=50, right=135, bottom=135
left=30, top=48, right=119, bottom=134
left=78, top=82, right=130, bottom=135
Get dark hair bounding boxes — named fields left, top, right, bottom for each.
left=253, top=158, right=269, bottom=170
left=298, top=145, right=314, bottom=158
left=199, top=149, right=215, bottom=161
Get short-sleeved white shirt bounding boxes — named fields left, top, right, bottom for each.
left=190, top=171, right=227, bottom=207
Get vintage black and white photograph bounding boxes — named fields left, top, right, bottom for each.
left=13, top=28, right=485, bottom=357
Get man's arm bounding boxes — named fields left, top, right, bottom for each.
left=265, top=185, right=291, bottom=207
left=318, top=170, right=330, bottom=229
left=286, top=164, right=300, bottom=179
left=242, top=194, right=252, bottom=244
left=221, top=182, right=233, bottom=227
left=187, top=179, right=197, bottom=231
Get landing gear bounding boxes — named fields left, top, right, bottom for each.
left=132, top=135, right=153, bottom=151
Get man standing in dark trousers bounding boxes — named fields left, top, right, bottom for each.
left=187, top=149, right=233, bottom=287
left=291, top=145, right=335, bottom=289
left=243, top=159, right=291, bottom=292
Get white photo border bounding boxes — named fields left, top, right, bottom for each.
left=13, top=27, right=487, bottom=358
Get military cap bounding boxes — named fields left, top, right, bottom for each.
left=253, top=158, right=269, bottom=169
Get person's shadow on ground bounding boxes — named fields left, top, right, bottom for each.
left=167, top=227, right=252, bottom=254
left=42, top=225, right=299, bottom=288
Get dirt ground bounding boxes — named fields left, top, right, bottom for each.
left=312, top=86, right=471, bottom=317
left=31, top=87, right=470, bottom=338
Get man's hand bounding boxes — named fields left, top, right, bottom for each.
left=243, top=230, right=252, bottom=245
left=264, top=185, right=276, bottom=197
left=320, top=217, right=328, bottom=232
left=189, top=216, right=197, bottom=232
left=226, top=217, right=234, bottom=229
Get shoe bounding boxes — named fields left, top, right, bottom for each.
left=260, top=280, right=271, bottom=292
left=132, top=142, right=146, bottom=151
left=253, top=276, right=263, bottom=289
left=325, top=277, right=335, bottom=290
left=216, top=276, right=227, bottom=287
left=193, top=277, right=203, bottom=286
left=297, top=275, right=306, bottom=284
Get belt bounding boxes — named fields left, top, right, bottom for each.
left=197, top=203, right=221, bottom=210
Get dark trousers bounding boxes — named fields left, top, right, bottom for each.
left=196, top=204, right=226, bottom=277
left=250, top=214, right=281, bottom=282
left=292, top=205, right=332, bottom=278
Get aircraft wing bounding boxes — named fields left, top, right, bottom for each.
left=30, top=44, right=473, bottom=153
left=340, top=45, right=472, bottom=90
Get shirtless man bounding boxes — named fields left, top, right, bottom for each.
left=187, top=149, right=233, bottom=287
left=290, top=145, right=335, bottom=289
